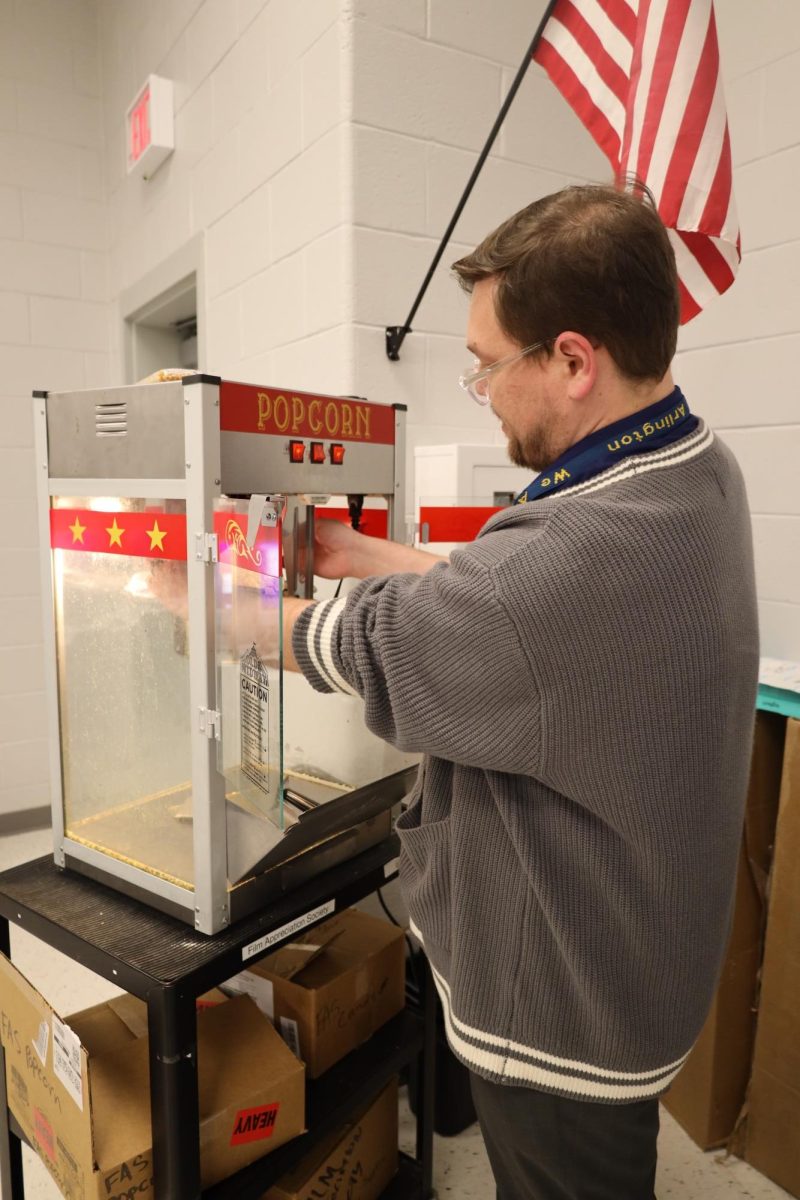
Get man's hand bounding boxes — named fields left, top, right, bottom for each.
left=148, top=563, right=286, bottom=668
left=148, top=560, right=189, bottom=619
left=312, top=519, right=366, bottom=579
left=313, top=518, right=447, bottom=580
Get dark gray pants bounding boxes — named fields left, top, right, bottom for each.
left=469, top=1072, right=659, bottom=1200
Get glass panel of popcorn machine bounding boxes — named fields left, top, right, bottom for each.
left=214, top=498, right=284, bottom=883
left=52, top=497, right=195, bottom=888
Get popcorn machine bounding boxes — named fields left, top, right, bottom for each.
left=33, top=374, right=413, bottom=933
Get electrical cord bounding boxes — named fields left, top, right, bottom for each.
left=328, top=493, right=363, bottom=601
left=347, top=493, right=364, bottom=531
left=376, top=886, right=401, bottom=926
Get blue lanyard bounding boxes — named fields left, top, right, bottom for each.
left=515, top=387, right=697, bottom=504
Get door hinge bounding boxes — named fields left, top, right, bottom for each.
left=199, top=708, right=221, bottom=740
left=195, top=531, right=218, bottom=562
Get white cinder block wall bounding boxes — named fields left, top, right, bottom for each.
left=676, top=3, right=800, bottom=661
left=0, top=0, right=107, bottom=821
left=99, top=0, right=347, bottom=387
left=1, top=0, right=798, bottom=822
left=344, top=0, right=606, bottom=502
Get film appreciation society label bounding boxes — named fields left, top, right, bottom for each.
left=240, top=646, right=270, bottom=798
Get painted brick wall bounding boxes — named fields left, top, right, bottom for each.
left=344, top=0, right=606, bottom=501
left=675, top=3, right=800, bottom=660
left=100, top=0, right=346, bottom=388
left=347, top=4, right=800, bottom=665
left=99, top=0, right=606, bottom=499
left=0, top=0, right=107, bottom=819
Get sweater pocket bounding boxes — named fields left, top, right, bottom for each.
left=396, top=813, right=452, bottom=953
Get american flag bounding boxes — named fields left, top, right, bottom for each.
left=533, top=0, right=739, bottom=323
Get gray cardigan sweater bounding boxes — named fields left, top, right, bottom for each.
left=293, top=420, right=759, bottom=1102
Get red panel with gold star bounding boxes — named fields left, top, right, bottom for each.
left=51, top=509, right=188, bottom=561
left=50, top=508, right=283, bottom=578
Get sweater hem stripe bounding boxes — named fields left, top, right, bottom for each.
left=410, top=920, right=690, bottom=1099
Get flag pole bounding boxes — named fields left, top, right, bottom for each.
left=385, top=0, right=560, bottom=361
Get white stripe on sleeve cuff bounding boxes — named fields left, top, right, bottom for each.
left=303, top=597, right=359, bottom=696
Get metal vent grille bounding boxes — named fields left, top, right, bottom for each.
left=95, top=401, right=127, bottom=438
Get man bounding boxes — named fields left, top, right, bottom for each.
left=282, top=183, right=759, bottom=1199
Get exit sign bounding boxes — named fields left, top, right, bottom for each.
left=126, top=75, right=174, bottom=180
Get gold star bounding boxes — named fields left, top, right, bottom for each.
left=68, top=517, right=86, bottom=544
left=147, top=520, right=167, bottom=552
left=106, top=518, right=124, bottom=548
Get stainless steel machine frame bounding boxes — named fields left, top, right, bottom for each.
left=34, top=374, right=409, bottom=933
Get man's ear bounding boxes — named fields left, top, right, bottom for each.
left=553, top=332, right=597, bottom=399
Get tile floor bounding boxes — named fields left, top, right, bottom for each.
left=0, top=828, right=792, bottom=1200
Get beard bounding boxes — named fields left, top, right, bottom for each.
left=505, top=417, right=562, bottom=473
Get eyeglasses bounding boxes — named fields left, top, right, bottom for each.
left=458, top=339, right=553, bottom=406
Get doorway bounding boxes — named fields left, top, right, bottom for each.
left=121, top=235, right=204, bottom=383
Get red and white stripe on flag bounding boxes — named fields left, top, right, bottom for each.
left=533, top=0, right=740, bottom=323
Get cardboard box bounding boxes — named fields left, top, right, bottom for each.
left=197, top=986, right=229, bottom=1010
left=0, top=956, right=304, bottom=1199
left=264, top=1078, right=398, bottom=1200
left=661, top=711, right=785, bottom=1148
left=225, top=908, right=405, bottom=1078
left=745, top=717, right=800, bottom=1195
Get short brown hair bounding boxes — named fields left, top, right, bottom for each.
left=452, top=181, right=679, bottom=381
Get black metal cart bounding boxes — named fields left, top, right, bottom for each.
left=0, top=837, right=436, bottom=1199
